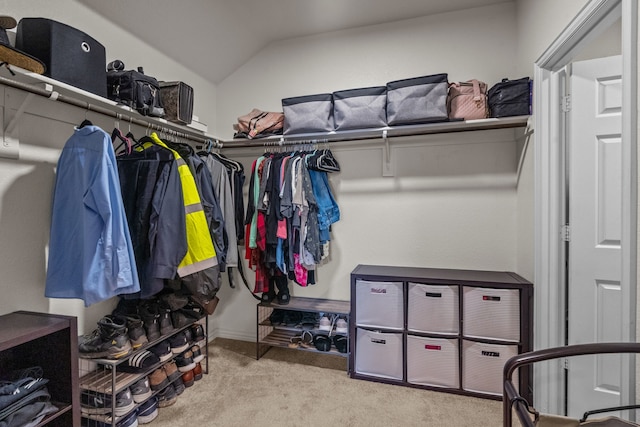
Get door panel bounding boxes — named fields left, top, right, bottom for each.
left=568, top=55, right=623, bottom=417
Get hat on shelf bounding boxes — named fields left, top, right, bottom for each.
left=0, top=15, right=44, bottom=74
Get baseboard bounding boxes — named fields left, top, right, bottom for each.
left=208, top=325, right=255, bottom=343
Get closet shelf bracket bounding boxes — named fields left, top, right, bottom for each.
left=1, top=91, right=37, bottom=159
left=382, top=129, right=394, bottom=177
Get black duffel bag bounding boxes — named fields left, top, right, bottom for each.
left=488, top=77, right=532, bottom=117
left=106, top=60, right=165, bottom=117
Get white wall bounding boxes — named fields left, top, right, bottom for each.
left=214, top=3, right=523, bottom=341
left=0, top=0, right=217, bottom=333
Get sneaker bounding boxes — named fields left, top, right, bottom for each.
left=193, top=362, right=203, bottom=381
left=130, top=377, right=152, bottom=403
left=318, top=315, right=331, bottom=332
left=116, top=408, right=138, bottom=427
left=335, top=317, right=348, bottom=335
left=137, top=396, right=158, bottom=424
left=81, top=390, right=112, bottom=415
left=149, top=367, right=169, bottom=391
left=175, top=350, right=195, bottom=372
left=79, top=316, right=132, bottom=359
left=191, top=345, right=204, bottom=363
left=157, top=384, right=177, bottom=408
left=125, top=315, right=148, bottom=349
left=168, top=332, right=189, bottom=354
left=114, top=387, right=135, bottom=416
left=149, top=340, right=172, bottom=362
left=163, top=360, right=181, bottom=382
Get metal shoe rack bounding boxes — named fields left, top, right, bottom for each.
left=256, top=296, right=350, bottom=365
left=79, top=317, right=208, bottom=425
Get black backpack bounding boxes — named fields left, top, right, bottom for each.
left=106, top=60, right=165, bottom=117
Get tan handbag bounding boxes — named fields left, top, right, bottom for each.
left=447, top=79, right=489, bottom=120
left=236, top=108, right=284, bottom=139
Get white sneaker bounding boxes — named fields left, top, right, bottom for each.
left=335, top=318, right=348, bottom=335
left=318, top=316, right=331, bottom=332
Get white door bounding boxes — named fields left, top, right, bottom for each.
left=567, top=55, right=624, bottom=417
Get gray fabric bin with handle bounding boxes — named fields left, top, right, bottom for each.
left=333, top=86, right=387, bottom=131
left=282, top=93, right=334, bottom=135
left=386, top=73, right=449, bottom=126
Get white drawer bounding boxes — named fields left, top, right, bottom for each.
left=355, top=279, right=404, bottom=330
left=407, top=335, right=459, bottom=388
left=407, top=283, right=459, bottom=334
left=463, top=286, right=520, bottom=341
left=462, top=340, right=518, bottom=396
left=355, top=328, right=403, bottom=380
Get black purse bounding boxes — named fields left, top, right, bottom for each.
left=488, top=77, right=532, bottom=118
left=106, top=60, right=165, bottom=117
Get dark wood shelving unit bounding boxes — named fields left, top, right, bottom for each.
left=0, top=311, right=80, bottom=427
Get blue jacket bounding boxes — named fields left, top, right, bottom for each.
left=45, top=126, right=140, bottom=306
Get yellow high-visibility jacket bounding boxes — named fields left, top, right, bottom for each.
left=147, top=132, right=218, bottom=277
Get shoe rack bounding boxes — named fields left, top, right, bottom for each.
left=349, top=264, right=533, bottom=402
left=0, top=311, right=80, bottom=426
left=79, top=317, right=208, bottom=425
left=256, top=296, right=350, bottom=365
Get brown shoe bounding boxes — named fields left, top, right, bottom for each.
left=181, top=370, right=194, bottom=388
left=163, top=360, right=181, bottom=382
left=193, top=362, right=203, bottom=381
left=149, top=367, right=169, bottom=391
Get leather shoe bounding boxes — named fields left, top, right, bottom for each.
left=193, top=362, right=203, bottom=381
left=181, top=370, right=194, bottom=388
left=149, top=367, right=169, bottom=391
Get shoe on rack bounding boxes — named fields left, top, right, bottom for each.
left=124, top=314, right=148, bottom=350
left=193, top=362, right=203, bottom=381
left=168, top=331, right=189, bottom=354
left=175, top=350, right=196, bottom=372
left=318, top=315, right=332, bottom=332
left=130, top=377, right=152, bottom=403
left=137, top=396, right=158, bottom=424
left=79, top=315, right=132, bottom=359
left=298, top=312, right=319, bottom=331
left=163, top=360, right=182, bottom=382
left=119, top=350, right=160, bottom=374
left=159, top=306, right=175, bottom=336
left=114, top=387, right=135, bottom=416
left=335, top=317, right=348, bottom=335
left=149, top=367, right=169, bottom=391
left=181, top=370, right=194, bottom=388
left=115, top=408, right=138, bottom=427
left=191, top=345, right=204, bottom=363
left=333, top=334, right=348, bottom=354
left=157, top=384, right=178, bottom=408
left=148, top=340, right=172, bottom=363
left=139, top=303, right=161, bottom=342
left=191, top=323, right=205, bottom=346
left=173, top=377, right=186, bottom=395
left=81, top=390, right=112, bottom=415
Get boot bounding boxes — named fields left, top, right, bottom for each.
left=79, top=315, right=132, bottom=359
left=124, top=314, right=148, bottom=350
left=274, top=275, right=290, bottom=305
left=139, top=302, right=161, bottom=342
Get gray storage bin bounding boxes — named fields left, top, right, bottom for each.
left=386, top=73, right=449, bottom=126
left=333, top=86, right=387, bottom=131
left=282, top=93, right=334, bottom=134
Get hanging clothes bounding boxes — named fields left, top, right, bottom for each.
left=245, top=147, right=340, bottom=298
left=45, top=125, right=140, bottom=306
left=116, top=138, right=187, bottom=298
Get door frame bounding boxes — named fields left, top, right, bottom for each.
left=534, top=0, right=637, bottom=416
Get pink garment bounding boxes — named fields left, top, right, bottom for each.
left=293, top=253, right=308, bottom=286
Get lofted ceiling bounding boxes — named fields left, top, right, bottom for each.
left=79, top=0, right=511, bottom=85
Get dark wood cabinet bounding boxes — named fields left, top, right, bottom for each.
left=350, top=264, right=533, bottom=402
left=0, top=311, right=80, bottom=426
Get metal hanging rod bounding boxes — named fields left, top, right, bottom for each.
left=0, top=74, right=212, bottom=145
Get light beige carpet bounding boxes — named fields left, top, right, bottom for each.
left=148, top=338, right=509, bottom=427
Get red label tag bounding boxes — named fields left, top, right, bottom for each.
left=483, top=295, right=501, bottom=301
left=425, top=345, right=441, bottom=351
